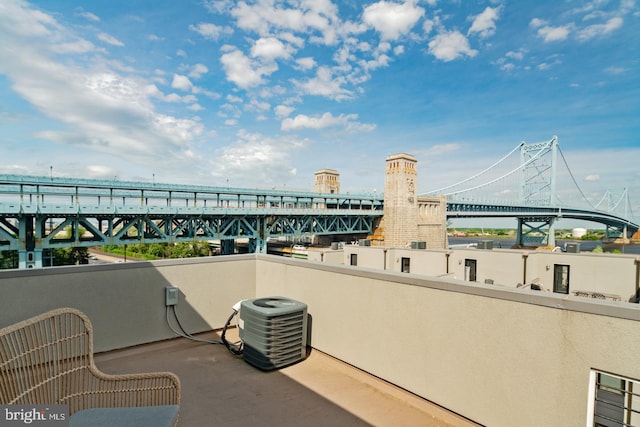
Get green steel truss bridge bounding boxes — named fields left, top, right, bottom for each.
left=0, top=175, right=383, bottom=268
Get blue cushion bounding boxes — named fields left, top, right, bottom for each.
left=69, top=405, right=179, bottom=427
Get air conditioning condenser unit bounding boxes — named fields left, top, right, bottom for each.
left=239, top=297, right=308, bottom=370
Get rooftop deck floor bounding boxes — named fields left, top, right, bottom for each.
left=94, top=330, right=479, bottom=427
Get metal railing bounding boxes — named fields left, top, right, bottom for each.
left=591, top=371, right=640, bottom=427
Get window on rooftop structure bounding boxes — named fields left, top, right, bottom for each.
left=553, top=264, right=570, bottom=294
left=590, top=370, right=638, bottom=427
left=350, top=253, right=357, bottom=266
left=464, top=259, right=477, bottom=282
left=401, top=257, right=410, bottom=273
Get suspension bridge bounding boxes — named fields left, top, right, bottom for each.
left=422, top=136, right=638, bottom=247
left=0, top=136, right=637, bottom=268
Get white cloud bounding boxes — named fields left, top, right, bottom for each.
left=0, top=1, right=203, bottom=171
left=220, top=46, right=277, bottom=89
left=274, top=105, right=295, bottom=119
left=76, top=10, right=100, bottom=22
left=428, top=31, right=478, bottom=62
left=295, top=57, right=316, bottom=70
left=423, top=18, right=436, bottom=35
left=146, top=85, right=197, bottom=104
left=86, top=165, right=116, bottom=177
left=171, top=74, right=193, bottom=91
left=506, top=49, right=526, bottom=60
left=203, top=0, right=233, bottom=14
left=535, top=24, right=572, bottom=42
left=576, top=17, right=623, bottom=41
left=426, top=144, right=462, bottom=156
left=51, top=39, right=96, bottom=54
left=585, top=174, right=600, bottom=182
left=189, top=22, right=232, bottom=40
left=362, top=1, right=425, bottom=41
left=251, top=37, right=293, bottom=61
left=246, top=98, right=270, bottom=113
left=188, top=103, right=204, bottom=111
left=292, top=66, right=353, bottom=100
left=231, top=1, right=342, bottom=45
left=279, top=32, right=305, bottom=48
left=210, top=130, right=306, bottom=185
left=468, top=6, right=501, bottom=38
left=97, top=32, right=124, bottom=47
left=281, top=112, right=375, bottom=132
left=604, top=66, right=627, bottom=75
left=529, top=18, right=547, bottom=29
left=188, top=64, right=209, bottom=79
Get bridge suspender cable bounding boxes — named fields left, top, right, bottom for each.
left=422, top=141, right=525, bottom=195
left=444, top=148, right=548, bottom=197
left=556, top=146, right=600, bottom=211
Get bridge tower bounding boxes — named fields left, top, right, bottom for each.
left=519, top=136, right=558, bottom=206
left=516, top=136, right=559, bottom=248
left=314, top=169, right=340, bottom=194
left=383, top=153, right=418, bottom=247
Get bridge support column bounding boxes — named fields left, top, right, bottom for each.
left=249, top=238, right=267, bottom=254
left=18, top=249, right=43, bottom=269
left=516, top=219, right=524, bottom=247
left=220, top=239, right=235, bottom=255
left=515, top=218, right=556, bottom=248
left=18, top=215, right=43, bottom=269
left=547, top=218, right=556, bottom=248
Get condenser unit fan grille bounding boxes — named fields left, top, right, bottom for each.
left=240, top=297, right=307, bottom=370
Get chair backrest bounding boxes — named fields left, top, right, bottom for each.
left=0, top=308, right=93, bottom=406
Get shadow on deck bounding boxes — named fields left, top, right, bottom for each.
left=94, top=330, right=479, bottom=427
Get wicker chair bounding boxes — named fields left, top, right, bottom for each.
left=0, top=308, right=180, bottom=426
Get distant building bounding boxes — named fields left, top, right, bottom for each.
left=572, top=227, right=587, bottom=238
left=314, top=169, right=340, bottom=194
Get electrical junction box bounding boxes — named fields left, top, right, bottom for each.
left=239, top=297, right=307, bottom=371
left=165, top=286, right=179, bottom=306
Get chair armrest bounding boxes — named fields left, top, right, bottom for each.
left=64, top=369, right=180, bottom=414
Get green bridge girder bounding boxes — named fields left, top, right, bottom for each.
left=0, top=174, right=384, bottom=267
left=0, top=209, right=381, bottom=266
left=0, top=210, right=379, bottom=247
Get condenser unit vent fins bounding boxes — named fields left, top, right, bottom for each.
left=239, top=297, right=308, bottom=370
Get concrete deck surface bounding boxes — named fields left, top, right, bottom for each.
left=94, top=330, right=479, bottom=427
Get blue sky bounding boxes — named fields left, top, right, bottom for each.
left=0, top=0, right=638, bottom=223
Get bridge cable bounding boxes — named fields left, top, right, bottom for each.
left=556, top=146, right=599, bottom=211
left=627, top=191, right=638, bottom=221
left=422, top=141, right=524, bottom=195
left=437, top=143, right=549, bottom=197
left=593, top=190, right=610, bottom=210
